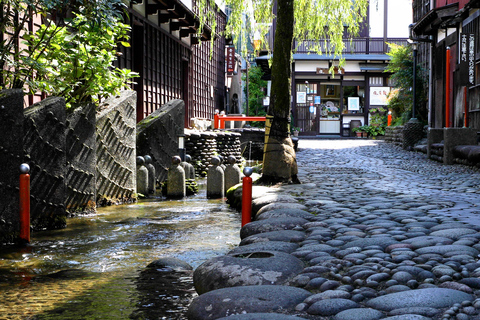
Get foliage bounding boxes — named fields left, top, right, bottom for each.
left=352, top=124, right=385, bottom=137
left=365, top=125, right=385, bottom=137
left=198, top=0, right=368, bottom=182
left=242, top=65, right=267, bottom=127
left=0, top=0, right=133, bottom=109
left=351, top=125, right=367, bottom=133
left=211, top=0, right=367, bottom=67
left=23, top=13, right=137, bottom=109
left=369, top=107, right=387, bottom=127
left=385, top=43, right=427, bottom=124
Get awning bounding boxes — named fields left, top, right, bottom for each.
left=412, top=3, right=459, bottom=36
left=256, top=53, right=391, bottom=80
left=142, top=0, right=213, bottom=42
left=359, top=63, right=389, bottom=72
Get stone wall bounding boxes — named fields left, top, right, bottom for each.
left=0, top=89, right=24, bottom=243
left=65, top=103, right=96, bottom=214
left=1, top=90, right=141, bottom=244
left=96, top=91, right=137, bottom=205
left=215, top=131, right=242, bottom=162
left=384, top=126, right=404, bottom=147
left=24, top=97, right=67, bottom=230
left=230, top=128, right=265, bottom=161
left=427, top=128, right=478, bottom=165
left=186, top=132, right=218, bottom=177
left=137, top=99, right=185, bottom=183
left=185, top=131, right=243, bottom=177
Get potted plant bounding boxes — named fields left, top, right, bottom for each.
left=292, top=127, right=301, bottom=137
left=351, top=126, right=366, bottom=138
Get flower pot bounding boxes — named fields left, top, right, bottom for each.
left=293, top=131, right=299, bottom=137
left=362, top=132, right=368, bottom=138
left=356, top=132, right=362, bottom=138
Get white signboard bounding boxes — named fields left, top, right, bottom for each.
left=348, top=97, right=360, bottom=111
left=370, top=87, right=391, bottom=105
left=297, top=92, right=306, bottom=103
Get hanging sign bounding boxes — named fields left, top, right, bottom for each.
left=370, top=87, right=390, bottom=105
left=226, top=46, right=235, bottom=75
left=297, top=92, right=306, bottom=103
left=460, top=33, right=476, bottom=86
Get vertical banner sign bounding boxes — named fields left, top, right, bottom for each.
left=460, top=34, right=476, bottom=86
left=226, top=46, right=235, bottom=75
left=460, top=33, right=468, bottom=85
left=469, top=34, right=476, bottom=86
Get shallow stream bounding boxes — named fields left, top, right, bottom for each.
left=0, top=181, right=240, bottom=319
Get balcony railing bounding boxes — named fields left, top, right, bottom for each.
left=294, top=38, right=409, bottom=55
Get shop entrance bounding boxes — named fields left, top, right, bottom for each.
left=294, top=81, right=365, bottom=136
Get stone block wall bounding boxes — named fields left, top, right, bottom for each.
left=96, top=91, right=137, bottom=205
left=65, top=103, right=96, bottom=214
left=137, top=99, right=185, bottom=183
left=0, top=89, right=24, bottom=243
left=185, top=131, right=243, bottom=177
left=384, top=126, right=404, bottom=146
left=443, top=128, right=477, bottom=165
left=0, top=90, right=141, bottom=244
left=230, top=128, right=265, bottom=161
left=186, top=132, right=218, bottom=177
left=24, top=97, right=67, bottom=230
left=214, top=131, right=242, bottom=162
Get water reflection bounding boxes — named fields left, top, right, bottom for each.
left=0, top=181, right=240, bottom=319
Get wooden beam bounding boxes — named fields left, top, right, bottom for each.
left=180, top=28, right=195, bottom=38
left=190, top=34, right=199, bottom=45
left=170, top=21, right=181, bottom=31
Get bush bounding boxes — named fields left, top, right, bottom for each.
left=23, top=13, right=137, bottom=109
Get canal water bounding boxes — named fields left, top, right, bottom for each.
left=0, top=181, right=241, bottom=320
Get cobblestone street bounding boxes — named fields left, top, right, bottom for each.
left=292, top=139, right=480, bottom=319
left=297, top=139, right=480, bottom=227
left=189, top=139, right=480, bottom=320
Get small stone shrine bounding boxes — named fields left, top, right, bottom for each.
left=167, top=156, right=186, bottom=199
left=207, top=156, right=224, bottom=199
left=224, top=155, right=242, bottom=191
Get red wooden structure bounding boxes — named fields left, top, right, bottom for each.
left=214, top=114, right=266, bottom=129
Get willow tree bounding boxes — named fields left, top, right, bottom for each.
left=201, top=0, right=368, bottom=183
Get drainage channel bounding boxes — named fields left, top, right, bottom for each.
left=0, top=181, right=240, bottom=320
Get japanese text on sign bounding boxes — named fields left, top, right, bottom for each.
left=226, top=47, right=235, bottom=75
left=369, top=87, right=390, bottom=105
left=460, top=33, right=476, bottom=86
left=469, top=34, right=475, bottom=86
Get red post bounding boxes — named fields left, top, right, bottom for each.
left=445, top=47, right=451, bottom=128
left=387, top=111, right=392, bottom=126
left=241, top=167, right=253, bottom=227
left=19, top=164, right=31, bottom=243
left=214, top=112, right=219, bottom=129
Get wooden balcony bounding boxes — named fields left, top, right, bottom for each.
left=294, top=38, right=409, bottom=55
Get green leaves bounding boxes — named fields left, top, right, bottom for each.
left=385, top=43, right=427, bottom=124
left=23, top=13, right=137, bottom=109
left=1, top=0, right=132, bottom=107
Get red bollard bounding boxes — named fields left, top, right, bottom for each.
left=387, top=111, right=392, bottom=126
left=241, top=167, right=253, bottom=227
left=19, top=163, right=30, bottom=243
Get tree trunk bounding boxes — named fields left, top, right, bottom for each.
left=262, top=0, right=299, bottom=183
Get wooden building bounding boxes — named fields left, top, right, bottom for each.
left=257, top=0, right=411, bottom=136
left=116, top=0, right=227, bottom=125
left=412, top=0, right=480, bottom=129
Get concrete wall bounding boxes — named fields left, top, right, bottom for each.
left=24, top=97, right=67, bottom=230
left=137, top=99, right=185, bottom=183
left=96, top=91, right=137, bottom=205
left=0, top=89, right=24, bottom=243
left=65, top=103, right=96, bottom=214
